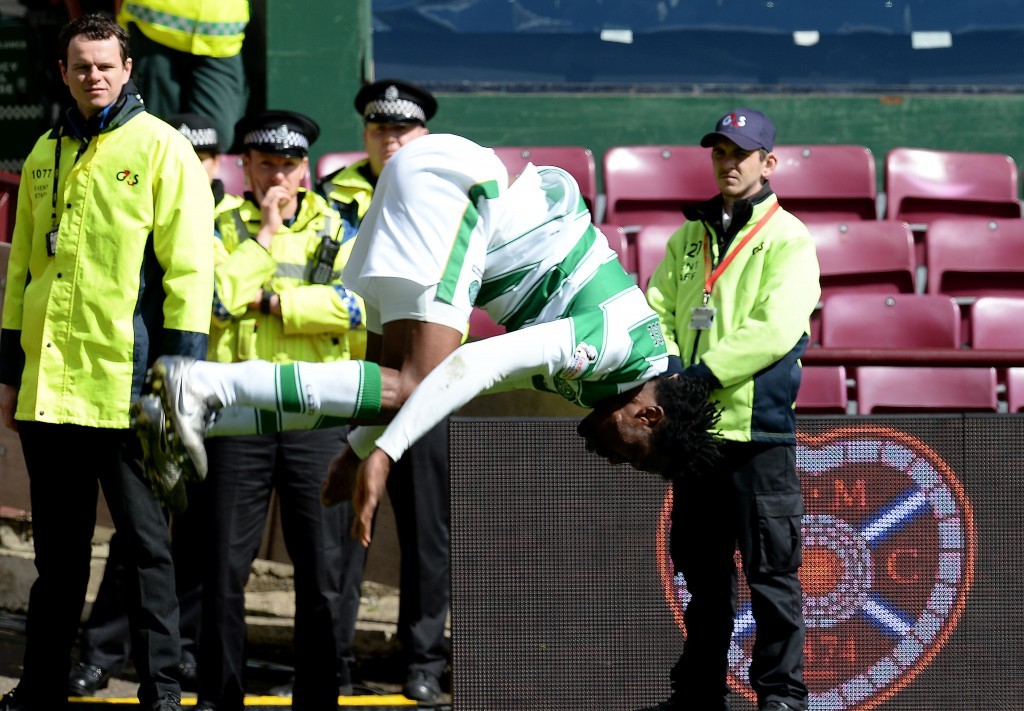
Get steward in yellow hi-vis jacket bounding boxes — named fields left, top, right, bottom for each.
left=0, top=14, right=213, bottom=711
left=641, top=108, right=817, bottom=711
left=0, top=81, right=214, bottom=429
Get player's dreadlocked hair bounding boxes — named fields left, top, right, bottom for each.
left=650, top=376, right=723, bottom=481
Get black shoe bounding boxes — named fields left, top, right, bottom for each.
left=762, top=703, right=797, bottom=711
left=0, top=688, right=31, bottom=711
left=402, top=670, right=441, bottom=703
left=68, top=663, right=112, bottom=696
left=149, top=696, right=183, bottom=711
left=175, top=662, right=199, bottom=693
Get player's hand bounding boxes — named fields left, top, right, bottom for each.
left=321, top=445, right=360, bottom=506
left=351, top=448, right=394, bottom=547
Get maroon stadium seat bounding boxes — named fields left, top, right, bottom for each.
left=795, top=365, right=849, bottom=414
left=970, top=297, right=1024, bottom=350
left=772, top=145, right=878, bottom=223
left=854, top=366, right=998, bottom=414
left=602, top=145, right=715, bottom=228
left=884, top=148, right=1020, bottom=226
left=491, top=146, right=598, bottom=217
left=633, top=223, right=677, bottom=293
left=810, top=220, right=916, bottom=298
left=1006, top=367, right=1024, bottom=413
left=315, top=150, right=368, bottom=179
left=820, top=293, right=961, bottom=350
left=597, top=223, right=635, bottom=277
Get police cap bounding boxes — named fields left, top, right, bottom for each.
left=354, top=79, right=437, bottom=126
left=237, top=109, right=320, bottom=157
left=168, top=112, right=220, bottom=154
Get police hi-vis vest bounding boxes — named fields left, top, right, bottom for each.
left=118, top=0, right=249, bottom=57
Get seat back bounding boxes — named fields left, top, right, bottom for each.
left=633, top=223, right=678, bottom=292
left=884, top=148, right=1021, bottom=225
left=468, top=307, right=506, bottom=340
left=216, top=153, right=247, bottom=196
left=820, top=294, right=961, bottom=349
left=854, top=366, right=998, bottom=414
left=1007, top=367, right=1024, bottom=413
left=597, top=223, right=634, bottom=276
left=795, top=365, right=848, bottom=414
left=315, top=151, right=369, bottom=180
left=602, top=145, right=716, bottom=228
left=970, top=297, right=1024, bottom=350
left=492, top=146, right=597, bottom=216
left=0, top=170, right=21, bottom=243
left=925, top=218, right=1024, bottom=298
left=772, top=145, right=878, bottom=222
left=809, top=220, right=916, bottom=299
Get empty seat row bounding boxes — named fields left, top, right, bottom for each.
left=796, top=365, right=1024, bottom=415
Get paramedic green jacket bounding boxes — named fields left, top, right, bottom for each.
left=0, top=90, right=215, bottom=428
left=209, top=188, right=365, bottom=364
left=645, top=187, right=820, bottom=443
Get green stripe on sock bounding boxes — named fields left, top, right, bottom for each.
left=257, top=409, right=280, bottom=434
left=276, top=363, right=305, bottom=413
left=354, top=362, right=383, bottom=419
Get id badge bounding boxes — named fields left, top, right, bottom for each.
left=689, top=305, right=716, bottom=330
left=46, top=229, right=59, bottom=257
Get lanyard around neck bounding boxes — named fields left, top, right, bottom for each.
left=703, top=201, right=780, bottom=299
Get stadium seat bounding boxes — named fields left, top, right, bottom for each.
left=925, top=218, right=1024, bottom=298
left=315, top=150, right=368, bottom=179
left=633, top=223, right=678, bottom=292
left=884, top=148, right=1021, bottom=226
left=597, top=223, right=635, bottom=277
left=924, top=218, right=1024, bottom=339
left=602, top=145, right=716, bottom=228
left=969, top=297, right=1024, bottom=350
left=216, top=153, right=247, bottom=196
left=820, top=293, right=961, bottom=350
left=854, top=366, right=998, bottom=414
left=0, top=170, right=20, bottom=243
left=810, top=220, right=916, bottom=299
left=491, top=146, right=598, bottom=217
left=795, top=365, right=848, bottom=414
left=1007, top=368, right=1024, bottom=413
left=772, top=145, right=878, bottom=223
left=467, top=307, right=505, bottom=341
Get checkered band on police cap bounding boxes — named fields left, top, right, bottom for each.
left=167, top=113, right=220, bottom=153
left=243, top=124, right=310, bottom=152
left=355, top=79, right=437, bottom=125
left=237, top=110, right=320, bottom=157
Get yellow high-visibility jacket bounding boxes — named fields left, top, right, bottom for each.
left=646, top=189, right=820, bottom=443
left=209, top=189, right=365, bottom=365
left=0, top=93, right=215, bottom=428
left=117, top=0, right=249, bottom=57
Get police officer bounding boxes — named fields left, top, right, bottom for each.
left=194, top=110, right=365, bottom=711
left=318, top=80, right=449, bottom=704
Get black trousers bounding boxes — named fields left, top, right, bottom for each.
left=79, top=480, right=205, bottom=673
left=385, top=418, right=451, bottom=680
left=197, top=428, right=356, bottom=711
left=17, top=422, right=181, bottom=710
left=670, top=442, right=808, bottom=711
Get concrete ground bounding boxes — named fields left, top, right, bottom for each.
left=0, top=517, right=452, bottom=707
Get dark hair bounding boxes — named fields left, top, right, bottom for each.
left=650, top=376, right=723, bottom=481
left=59, top=13, right=130, bottom=65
